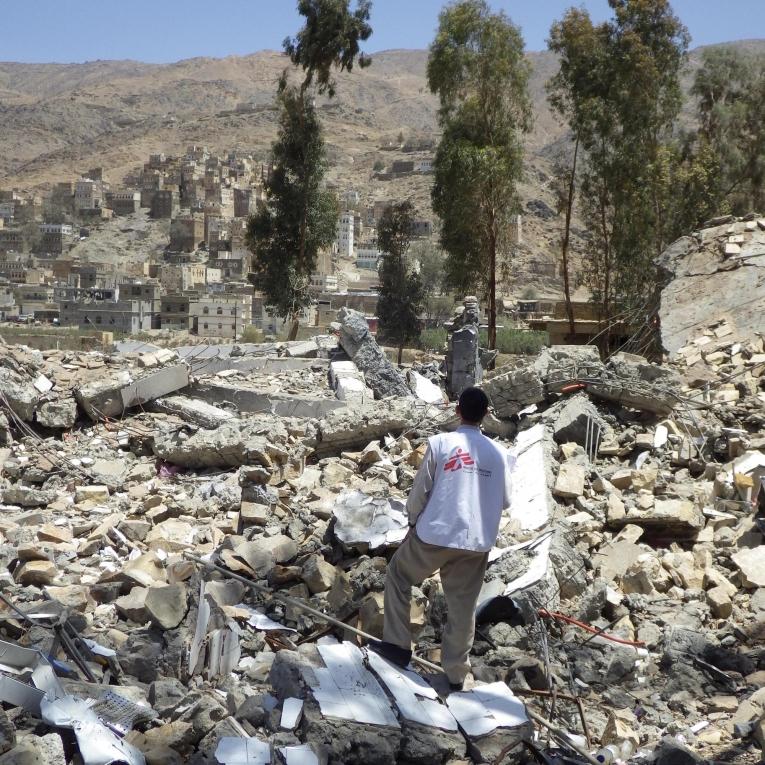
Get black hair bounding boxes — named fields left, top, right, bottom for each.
left=458, top=387, right=489, bottom=423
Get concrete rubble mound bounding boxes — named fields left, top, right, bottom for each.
left=658, top=214, right=765, bottom=358
left=0, top=317, right=761, bottom=765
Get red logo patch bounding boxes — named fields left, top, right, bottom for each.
left=443, top=448, right=475, bottom=472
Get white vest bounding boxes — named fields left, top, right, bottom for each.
left=415, top=426, right=514, bottom=552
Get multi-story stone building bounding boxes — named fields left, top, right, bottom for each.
left=0, top=258, right=28, bottom=282
left=160, top=293, right=193, bottom=331
left=0, top=229, right=23, bottom=254
left=169, top=214, right=204, bottom=252
left=74, top=179, right=104, bottom=212
left=158, top=263, right=207, bottom=293
left=356, top=243, right=382, bottom=270
left=106, top=191, right=141, bottom=216
left=336, top=211, right=354, bottom=259
left=190, top=293, right=252, bottom=339
left=39, top=224, right=75, bottom=255
left=59, top=281, right=161, bottom=332
left=150, top=190, right=180, bottom=219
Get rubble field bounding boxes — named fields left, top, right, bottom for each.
left=0, top=298, right=762, bottom=765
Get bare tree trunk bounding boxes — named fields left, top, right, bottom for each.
left=287, top=315, right=300, bottom=341
left=599, top=189, right=612, bottom=357
left=488, top=227, right=497, bottom=351
left=562, top=137, right=579, bottom=341
left=397, top=345, right=403, bottom=366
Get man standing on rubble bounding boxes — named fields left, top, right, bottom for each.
left=370, top=386, right=514, bottom=690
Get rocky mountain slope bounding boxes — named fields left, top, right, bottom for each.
left=1, top=41, right=762, bottom=297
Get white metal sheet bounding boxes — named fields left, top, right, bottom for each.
left=311, top=642, right=399, bottom=728
left=214, top=737, right=271, bottom=765
left=279, top=745, right=319, bottom=765
left=280, top=698, right=303, bottom=730
left=446, top=682, right=528, bottom=738
left=508, top=425, right=549, bottom=530
left=366, top=650, right=459, bottom=731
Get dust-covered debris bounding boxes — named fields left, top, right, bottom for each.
left=0, top=315, right=761, bottom=765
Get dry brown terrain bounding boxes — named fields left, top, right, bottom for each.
left=1, top=42, right=762, bottom=297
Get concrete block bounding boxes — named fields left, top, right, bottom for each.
left=148, top=395, right=235, bottom=429
left=553, top=463, right=586, bottom=499
left=76, top=364, right=190, bottom=420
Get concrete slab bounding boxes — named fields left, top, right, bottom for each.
left=148, top=395, right=235, bottom=429
left=188, top=382, right=345, bottom=419
left=76, top=364, right=190, bottom=420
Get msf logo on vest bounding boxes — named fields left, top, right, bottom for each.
left=443, top=447, right=475, bottom=472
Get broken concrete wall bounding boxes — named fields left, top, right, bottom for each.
left=658, top=216, right=765, bottom=357
left=152, top=416, right=303, bottom=469
left=187, top=381, right=346, bottom=419
left=76, top=363, right=190, bottom=420
left=313, top=398, right=443, bottom=457
left=335, top=308, right=410, bottom=399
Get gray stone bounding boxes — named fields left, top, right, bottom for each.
left=233, top=534, right=298, bottom=578
left=314, top=398, right=438, bottom=457
left=553, top=462, right=586, bottom=499
left=653, top=735, right=704, bottom=764
left=117, top=630, right=164, bottom=683
left=1, top=487, right=55, bottom=507
left=177, top=695, right=229, bottom=741
left=35, top=397, right=77, bottom=429
left=610, top=498, right=704, bottom=538
left=147, top=395, right=236, bottom=428
left=0, top=369, right=39, bottom=422
left=445, top=296, right=482, bottom=398
left=0, top=733, right=65, bottom=765
left=482, top=362, right=545, bottom=418
left=144, top=583, right=188, bottom=629
left=732, top=546, right=765, bottom=588
left=236, top=694, right=270, bottom=728
left=115, top=587, right=149, bottom=623
left=553, top=394, right=607, bottom=447
left=300, top=701, right=401, bottom=765
left=336, top=307, right=409, bottom=399
left=301, top=554, right=337, bottom=594
left=189, top=381, right=345, bottom=419
left=149, top=678, right=188, bottom=717
left=13, top=560, right=58, bottom=586
left=0, top=709, right=14, bottom=755
left=398, top=721, right=466, bottom=764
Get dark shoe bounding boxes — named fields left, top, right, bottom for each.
left=367, top=640, right=412, bottom=669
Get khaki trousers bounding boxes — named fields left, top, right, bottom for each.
left=383, top=531, right=489, bottom=684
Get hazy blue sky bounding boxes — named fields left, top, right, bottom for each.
left=3, top=0, right=763, bottom=64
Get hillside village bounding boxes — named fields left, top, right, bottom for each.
left=0, top=146, right=449, bottom=341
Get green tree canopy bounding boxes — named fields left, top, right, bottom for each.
left=428, top=0, right=532, bottom=350
left=246, top=88, right=337, bottom=318
left=547, top=0, right=689, bottom=349
left=247, top=0, right=372, bottom=328
left=692, top=46, right=765, bottom=213
left=376, top=201, right=425, bottom=365
left=284, top=0, right=372, bottom=97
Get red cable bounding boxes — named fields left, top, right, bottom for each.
left=538, top=608, right=647, bottom=648
left=560, top=383, right=587, bottom=393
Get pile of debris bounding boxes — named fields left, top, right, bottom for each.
left=0, top=303, right=762, bottom=765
